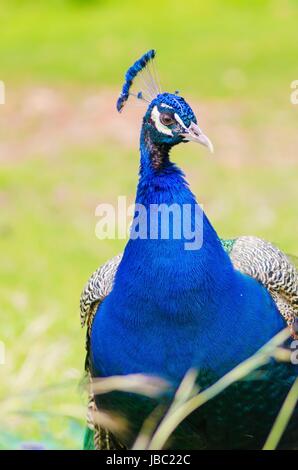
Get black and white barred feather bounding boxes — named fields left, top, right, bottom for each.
left=80, top=254, right=123, bottom=331
left=80, top=254, right=123, bottom=450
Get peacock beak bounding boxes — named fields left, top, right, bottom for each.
left=181, top=122, right=214, bottom=153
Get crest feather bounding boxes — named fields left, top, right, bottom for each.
left=116, top=49, right=161, bottom=112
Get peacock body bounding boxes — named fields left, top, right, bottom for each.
left=80, top=51, right=298, bottom=450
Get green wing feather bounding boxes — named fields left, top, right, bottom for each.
left=83, top=427, right=95, bottom=450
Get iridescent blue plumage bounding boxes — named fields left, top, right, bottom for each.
left=88, top=51, right=298, bottom=449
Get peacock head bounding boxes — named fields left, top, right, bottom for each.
left=116, top=50, right=213, bottom=153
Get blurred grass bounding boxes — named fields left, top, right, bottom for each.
left=132, top=329, right=294, bottom=450
left=263, top=378, right=298, bottom=450
left=0, top=0, right=298, bottom=449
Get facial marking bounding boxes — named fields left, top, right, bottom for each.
left=151, top=106, right=173, bottom=136
left=174, top=113, right=187, bottom=130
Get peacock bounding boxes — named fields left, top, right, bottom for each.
left=80, top=50, right=298, bottom=450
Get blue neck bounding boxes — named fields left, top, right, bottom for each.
left=136, top=128, right=196, bottom=207
left=127, top=128, right=233, bottom=304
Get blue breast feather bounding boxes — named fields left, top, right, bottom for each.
left=89, top=139, right=297, bottom=449
left=91, top=162, right=285, bottom=383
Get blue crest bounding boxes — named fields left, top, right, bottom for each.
left=116, top=49, right=160, bottom=112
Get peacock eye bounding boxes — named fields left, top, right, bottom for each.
left=160, top=113, right=176, bottom=126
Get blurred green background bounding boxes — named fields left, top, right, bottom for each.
left=0, top=0, right=297, bottom=449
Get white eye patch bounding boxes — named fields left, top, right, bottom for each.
left=174, top=113, right=187, bottom=131
left=151, top=106, right=173, bottom=136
